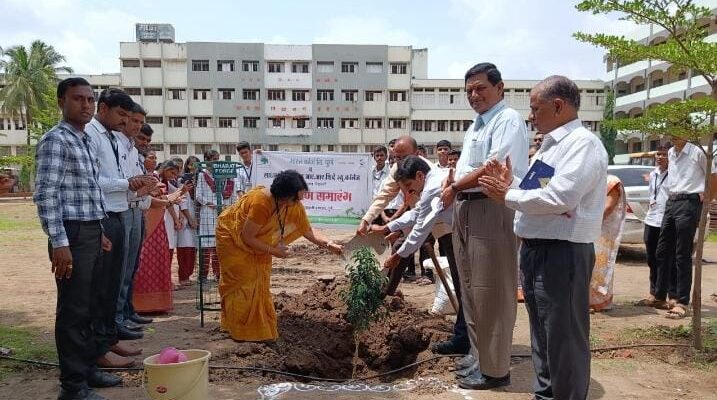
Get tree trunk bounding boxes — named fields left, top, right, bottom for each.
left=24, top=108, right=32, bottom=146
left=351, top=333, right=360, bottom=379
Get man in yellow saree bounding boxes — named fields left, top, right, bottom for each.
left=216, top=170, right=343, bottom=341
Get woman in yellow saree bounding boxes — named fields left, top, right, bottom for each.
left=216, top=170, right=343, bottom=341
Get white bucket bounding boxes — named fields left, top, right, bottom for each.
left=142, top=349, right=211, bottom=400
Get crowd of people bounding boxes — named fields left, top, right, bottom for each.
left=34, top=59, right=712, bottom=399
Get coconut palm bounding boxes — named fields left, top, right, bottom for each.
left=0, top=40, right=73, bottom=145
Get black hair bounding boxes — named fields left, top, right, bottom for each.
left=236, top=141, right=251, bottom=152
left=57, top=77, right=91, bottom=99
left=436, top=140, right=452, bottom=149
left=388, top=139, right=397, bottom=146
left=139, top=123, right=154, bottom=136
left=656, top=142, right=673, bottom=152
left=417, top=144, right=426, bottom=153
left=536, top=75, right=581, bottom=110
left=373, top=145, right=387, bottom=155
left=203, top=149, right=219, bottom=161
left=160, top=159, right=180, bottom=172
left=465, top=62, right=502, bottom=86
left=184, top=155, right=200, bottom=173
left=131, top=102, right=147, bottom=116
left=97, top=88, right=134, bottom=111
left=448, top=150, right=461, bottom=157
left=270, top=170, right=309, bottom=201
left=394, top=155, right=430, bottom=182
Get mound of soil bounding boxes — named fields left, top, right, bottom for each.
left=211, top=278, right=454, bottom=380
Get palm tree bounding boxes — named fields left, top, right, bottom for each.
left=0, top=40, right=72, bottom=145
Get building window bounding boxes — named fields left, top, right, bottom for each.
left=342, top=90, right=358, bottom=102
left=463, top=120, right=472, bottom=130
left=242, top=60, right=259, bottom=72
left=168, top=117, right=187, bottom=128
left=125, top=87, right=141, bottom=96
left=650, top=140, right=659, bottom=151
left=317, top=89, right=334, bottom=101
left=122, top=59, right=140, bottom=68
left=365, top=90, right=383, bottom=101
left=267, top=89, right=285, bottom=101
left=13, top=119, right=25, bottom=130
left=678, top=71, right=687, bottom=80
left=412, top=120, right=424, bottom=131
left=317, top=118, right=334, bottom=128
left=218, top=88, right=235, bottom=100
left=635, top=83, right=645, bottom=92
left=291, top=62, right=309, bottom=73
left=341, top=118, right=359, bottom=128
left=243, top=117, right=259, bottom=128
left=327, top=145, right=335, bottom=151
left=195, top=143, right=212, bottom=155
left=316, top=61, right=334, bottom=73
left=389, top=91, right=407, bottom=101
left=269, top=117, right=283, bottom=128
left=193, top=89, right=211, bottom=100
left=341, top=62, right=358, bottom=73
left=267, top=62, right=284, bottom=73
left=268, top=144, right=279, bottom=151
left=292, top=90, right=309, bottom=101
left=302, top=145, right=311, bottom=152
left=390, top=63, right=407, bottom=74
left=150, top=143, right=165, bottom=153
left=314, top=145, right=322, bottom=152
left=389, top=118, right=405, bottom=129
left=193, top=117, right=211, bottom=128
left=144, top=88, right=162, bottom=96
left=652, top=78, right=663, bottom=88
left=366, top=62, right=383, bottom=73
left=217, top=117, right=236, bottom=128
left=217, top=60, right=235, bottom=72
left=191, top=60, right=210, bottom=72
left=242, top=89, right=260, bottom=101
left=0, top=119, right=5, bottom=130
left=294, top=118, right=309, bottom=128
left=167, top=88, right=186, bottom=100
left=364, top=118, right=383, bottom=129
left=143, top=59, right=161, bottom=68
left=0, top=146, right=10, bottom=156
left=170, top=144, right=188, bottom=155
left=341, top=145, right=358, bottom=153
left=632, top=142, right=642, bottom=152
left=146, top=116, right=163, bottom=124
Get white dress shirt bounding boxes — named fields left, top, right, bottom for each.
left=85, top=118, right=130, bottom=213
left=644, top=167, right=669, bottom=228
left=387, top=168, right=452, bottom=257
left=371, top=163, right=390, bottom=198
left=665, top=142, right=706, bottom=195
left=505, top=119, right=607, bottom=243
left=115, top=131, right=152, bottom=209
left=236, top=161, right=253, bottom=195
left=455, top=99, right=529, bottom=192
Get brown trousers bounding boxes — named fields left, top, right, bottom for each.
left=453, top=197, right=517, bottom=377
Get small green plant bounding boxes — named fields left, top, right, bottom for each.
left=340, top=246, right=388, bottom=377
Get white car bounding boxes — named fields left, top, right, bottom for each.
left=607, top=165, right=654, bottom=245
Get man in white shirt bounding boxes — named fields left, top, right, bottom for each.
left=479, top=76, right=607, bottom=400
left=371, top=145, right=390, bottom=201
left=655, top=136, right=707, bottom=318
left=235, top=141, right=253, bottom=197
left=439, top=62, right=528, bottom=390
left=637, top=145, right=673, bottom=309
left=436, top=140, right=452, bottom=169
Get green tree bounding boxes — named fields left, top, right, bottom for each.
left=0, top=40, right=72, bottom=146
left=575, top=0, right=717, bottom=349
left=600, top=90, right=619, bottom=164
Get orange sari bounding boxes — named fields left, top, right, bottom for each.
left=216, top=187, right=310, bottom=341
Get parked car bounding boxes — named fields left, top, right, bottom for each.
left=607, top=165, right=653, bottom=244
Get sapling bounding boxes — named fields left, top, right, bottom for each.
left=340, top=246, right=388, bottom=378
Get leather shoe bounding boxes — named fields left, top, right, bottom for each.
left=111, top=342, right=142, bottom=357
left=432, top=339, right=470, bottom=355
left=58, top=388, right=107, bottom=400
left=117, top=325, right=143, bottom=340
left=124, top=320, right=143, bottom=331
left=97, top=351, right=135, bottom=368
left=455, top=354, right=475, bottom=370
left=88, top=370, right=122, bottom=388
left=129, top=314, right=153, bottom=324
left=458, top=370, right=510, bottom=390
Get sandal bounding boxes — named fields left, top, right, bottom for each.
left=634, top=297, right=670, bottom=309
left=666, top=304, right=690, bottom=319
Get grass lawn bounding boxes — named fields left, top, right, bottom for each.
left=0, top=324, right=57, bottom=379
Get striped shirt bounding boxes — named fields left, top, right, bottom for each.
left=34, top=121, right=105, bottom=248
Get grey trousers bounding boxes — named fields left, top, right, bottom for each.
left=116, top=207, right=143, bottom=324
left=453, top=197, right=517, bottom=378
left=521, top=239, right=594, bottom=400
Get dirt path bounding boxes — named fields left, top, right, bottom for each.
left=0, top=202, right=716, bottom=399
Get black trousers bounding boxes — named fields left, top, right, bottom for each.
left=655, top=195, right=702, bottom=305
left=385, top=235, right=414, bottom=295
left=521, top=240, right=594, bottom=400
left=437, top=234, right=468, bottom=348
left=644, top=224, right=675, bottom=297
left=94, top=213, right=125, bottom=356
left=51, top=220, right=103, bottom=393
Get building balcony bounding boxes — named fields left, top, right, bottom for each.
left=606, top=60, right=649, bottom=84
left=141, top=68, right=163, bottom=86
left=189, top=100, right=213, bottom=115
left=163, top=127, right=189, bottom=142
left=121, top=68, right=141, bottom=87
left=648, top=79, right=689, bottom=99
left=615, top=90, right=648, bottom=108
left=362, top=101, right=386, bottom=116
left=188, top=127, right=214, bottom=143
left=215, top=128, right=239, bottom=143
left=266, top=127, right=312, bottom=137
left=142, top=96, right=164, bottom=115
left=264, top=73, right=313, bottom=89
left=265, top=101, right=312, bottom=117
left=165, top=100, right=188, bottom=115
left=387, top=102, right=410, bottom=117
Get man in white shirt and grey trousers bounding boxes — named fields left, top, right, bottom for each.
left=479, top=76, right=607, bottom=400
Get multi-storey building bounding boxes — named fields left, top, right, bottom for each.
left=1, top=23, right=606, bottom=161
left=605, top=8, right=716, bottom=154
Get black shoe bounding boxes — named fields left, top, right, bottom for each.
left=432, top=339, right=470, bottom=355
left=455, top=354, right=475, bottom=370
left=88, top=370, right=122, bottom=388
left=458, top=371, right=510, bottom=390
left=117, top=325, right=143, bottom=340
left=129, top=314, right=153, bottom=324
left=58, top=388, right=107, bottom=400
left=124, top=320, right=143, bottom=331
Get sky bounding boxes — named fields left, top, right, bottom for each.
left=2, top=0, right=711, bottom=81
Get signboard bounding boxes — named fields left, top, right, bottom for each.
left=251, top=151, right=372, bottom=225
left=210, top=161, right=239, bottom=179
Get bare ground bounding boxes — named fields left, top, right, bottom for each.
left=0, top=201, right=716, bottom=400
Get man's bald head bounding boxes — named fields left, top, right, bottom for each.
left=392, top=136, right=418, bottom=163
left=532, top=75, right=581, bottom=110
left=529, top=75, right=581, bottom=134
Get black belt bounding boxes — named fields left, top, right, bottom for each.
left=105, top=211, right=122, bottom=218
left=668, top=193, right=700, bottom=201
left=63, top=220, right=101, bottom=226
left=522, top=238, right=566, bottom=248
left=457, top=192, right=488, bottom=201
